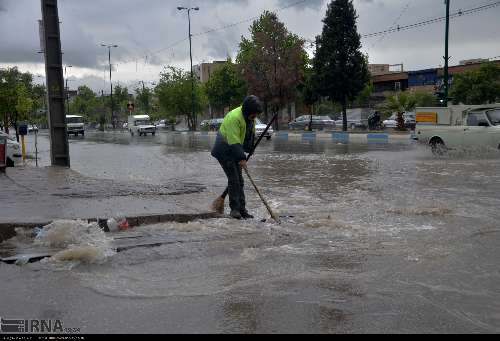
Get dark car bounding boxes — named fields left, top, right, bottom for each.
left=201, top=118, right=224, bottom=132
left=288, top=115, right=336, bottom=131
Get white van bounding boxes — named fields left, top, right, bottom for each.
left=66, top=115, right=85, bottom=137
left=128, top=115, right=156, bottom=136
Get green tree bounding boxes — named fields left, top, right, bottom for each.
left=205, top=59, right=247, bottom=118
left=413, top=90, right=438, bottom=107
left=70, top=86, right=99, bottom=122
left=135, top=86, right=153, bottom=114
left=155, top=66, right=207, bottom=131
left=0, top=67, right=35, bottom=135
left=450, top=63, right=500, bottom=105
left=313, top=0, right=370, bottom=131
left=237, top=11, right=307, bottom=126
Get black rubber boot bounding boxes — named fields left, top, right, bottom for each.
left=230, top=210, right=242, bottom=220
left=240, top=210, right=254, bottom=220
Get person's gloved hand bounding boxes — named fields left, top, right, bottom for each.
left=239, top=160, right=247, bottom=170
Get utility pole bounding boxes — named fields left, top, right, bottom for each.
left=443, top=0, right=451, bottom=107
left=40, top=0, right=70, bottom=167
left=101, top=44, right=118, bottom=129
left=140, top=81, right=150, bottom=114
left=178, top=6, right=199, bottom=131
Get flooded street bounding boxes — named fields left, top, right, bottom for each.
left=1, top=131, right=500, bottom=333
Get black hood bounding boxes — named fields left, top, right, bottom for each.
left=242, top=95, right=263, bottom=119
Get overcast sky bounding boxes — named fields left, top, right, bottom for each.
left=0, top=0, right=499, bottom=92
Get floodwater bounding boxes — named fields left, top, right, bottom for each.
left=1, top=130, right=499, bottom=333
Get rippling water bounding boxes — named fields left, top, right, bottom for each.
left=2, top=132, right=500, bottom=333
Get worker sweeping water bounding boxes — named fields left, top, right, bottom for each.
left=211, top=96, right=262, bottom=220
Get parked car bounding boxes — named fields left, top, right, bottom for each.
left=155, top=119, right=172, bottom=130
left=335, top=108, right=374, bottom=130
left=383, top=112, right=416, bottom=129
left=122, top=122, right=128, bottom=129
left=128, top=115, right=156, bottom=136
left=200, top=120, right=210, bottom=131
left=289, top=115, right=336, bottom=131
left=383, top=114, right=398, bottom=129
left=334, top=118, right=366, bottom=130
left=28, top=125, right=39, bottom=133
left=0, top=131, right=22, bottom=167
left=210, top=118, right=224, bottom=131
left=255, top=118, right=274, bottom=140
left=201, top=118, right=224, bottom=131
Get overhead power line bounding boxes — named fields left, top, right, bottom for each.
left=362, top=1, right=500, bottom=39
left=306, top=0, right=500, bottom=47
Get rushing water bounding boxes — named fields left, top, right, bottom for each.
left=1, top=131, right=499, bottom=333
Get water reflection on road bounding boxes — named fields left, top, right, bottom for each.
left=2, top=130, right=499, bottom=333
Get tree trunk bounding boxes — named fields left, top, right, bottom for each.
left=13, top=112, right=19, bottom=142
left=396, top=112, right=406, bottom=131
left=273, top=105, right=280, bottom=131
left=342, top=98, right=348, bottom=132
left=264, top=101, right=269, bottom=123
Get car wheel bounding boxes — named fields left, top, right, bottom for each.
left=6, top=157, right=14, bottom=167
left=152, top=132, right=156, bottom=136
left=266, top=136, right=271, bottom=141
left=430, top=138, right=446, bottom=156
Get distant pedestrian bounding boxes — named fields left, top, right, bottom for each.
left=211, top=96, right=262, bottom=220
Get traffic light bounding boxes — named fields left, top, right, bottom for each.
left=434, top=91, right=446, bottom=105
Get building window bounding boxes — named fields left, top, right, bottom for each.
left=394, top=82, right=401, bottom=92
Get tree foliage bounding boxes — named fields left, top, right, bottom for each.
left=237, top=11, right=307, bottom=123
left=205, top=59, right=247, bottom=117
left=313, top=0, right=370, bottom=131
left=383, top=91, right=416, bottom=131
left=0, top=67, right=44, bottom=136
left=155, top=66, right=207, bottom=131
left=450, top=63, right=500, bottom=105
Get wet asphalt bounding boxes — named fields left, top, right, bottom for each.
left=0, top=129, right=499, bottom=334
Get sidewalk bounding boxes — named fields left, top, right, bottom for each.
left=0, top=166, right=218, bottom=239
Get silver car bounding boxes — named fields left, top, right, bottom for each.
left=289, top=115, right=336, bottom=131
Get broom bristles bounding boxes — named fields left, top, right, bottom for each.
left=211, top=196, right=225, bottom=215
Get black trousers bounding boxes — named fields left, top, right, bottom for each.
left=219, top=159, right=246, bottom=213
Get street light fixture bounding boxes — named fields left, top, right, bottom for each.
left=177, top=6, right=199, bottom=131
left=101, top=44, right=119, bottom=129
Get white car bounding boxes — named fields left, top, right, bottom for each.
left=383, top=112, right=416, bottom=129
left=415, top=105, right=500, bottom=154
left=155, top=119, right=170, bottom=130
left=0, top=131, right=22, bottom=167
left=255, top=118, right=274, bottom=140
left=128, top=115, right=156, bottom=136
left=383, top=114, right=398, bottom=129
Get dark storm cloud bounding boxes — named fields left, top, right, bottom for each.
left=277, top=0, right=325, bottom=10
left=0, top=0, right=498, bottom=80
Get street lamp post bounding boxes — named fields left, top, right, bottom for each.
left=178, top=6, right=199, bottom=131
left=64, top=65, right=72, bottom=115
left=443, top=0, right=451, bottom=107
left=101, top=44, right=118, bottom=129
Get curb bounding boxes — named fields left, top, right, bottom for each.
left=182, top=131, right=413, bottom=145
left=0, top=212, right=221, bottom=243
